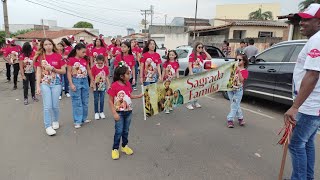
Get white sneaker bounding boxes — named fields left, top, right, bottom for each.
left=62, top=87, right=65, bottom=91
left=100, top=112, right=106, bottom=119
left=186, top=104, right=194, bottom=110
left=74, top=124, right=81, bottom=129
left=95, top=113, right=100, bottom=120
left=46, top=127, right=56, bottom=136
left=52, top=122, right=60, bottom=130
left=195, top=102, right=202, bottom=108
left=59, top=96, right=62, bottom=100
left=66, top=93, right=70, bottom=98
left=165, top=109, right=170, bottom=114
left=84, top=119, right=92, bottom=123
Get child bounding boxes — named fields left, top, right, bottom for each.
left=67, top=43, right=94, bottom=129
left=19, top=42, right=39, bottom=105
left=227, top=54, right=249, bottom=128
left=57, top=42, right=70, bottom=100
left=107, top=61, right=143, bottom=160
left=162, top=50, right=179, bottom=81
left=91, top=54, right=110, bottom=120
left=187, top=42, right=212, bottom=110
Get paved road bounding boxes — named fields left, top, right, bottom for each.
left=0, top=74, right=319, bottom=180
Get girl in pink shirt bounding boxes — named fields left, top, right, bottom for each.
left=109, top=39, right=121, bottom=77
left=162, top=50, right=180, bottom=81
left=107, top=62, right=143, bottom=160
left=140, top=39, right=162, bottom=86
left=34, top=38, right=66, bottom=136
left=227, top=54, right=249, bottom=128
left=90, top=39, right=108, bottom=67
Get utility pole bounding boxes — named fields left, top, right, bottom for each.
left=164, top=14, right=167, bottom=26
left=150, top=5, right=154, bottom=26
left=193, top=0, right=198, bottom=40
left=2, top=0, right=10, bottom=38
left=140, top=8, right=152, bottom=35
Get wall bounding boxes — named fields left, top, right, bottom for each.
left=215, top=3, right=281, bottom=26
left=149, top=25, right=186, bottom=34
left=228, top=26, right=286, bottom=38
left=164, top=33, right=189, bottom=49
left=192, top=35, right=226, bottom=46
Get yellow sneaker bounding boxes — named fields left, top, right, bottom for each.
left=121, top=145, right=134, bottom=155
left=112, top=149, right=120, bottom=160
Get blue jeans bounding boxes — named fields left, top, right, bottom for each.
left=41, top=83, right=61, bottom=128
left=93, top=90, right=105, bottom=113
left=132, top=61, right=139, bottom=88
left=60, top=73, right=69, bottom=95
left=70, top=78, right=89, bottom=125
left=113, top=111, right=132, bottom=150
left=143, top=81, right=156, bottom=86
left=289, top=112, right=320, bottom=180
left=227, top=87, right=244, bottom=121
left=109, top=58, right=114, bottom=77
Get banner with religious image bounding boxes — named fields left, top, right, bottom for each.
left=143, top=61, right=238, bottom=117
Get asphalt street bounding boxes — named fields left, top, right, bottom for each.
left=0, top=74, right=319, bottom=180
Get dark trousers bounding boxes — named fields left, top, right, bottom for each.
left=12, top=63, right=19, bottom=86
left=23, top=73, right=36, bottom=99
left=5, top=63, right=11, bottom=81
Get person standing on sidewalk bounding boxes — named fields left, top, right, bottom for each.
left=67, top=43, right=94, bottom=129
left=3, top=39, right=22, bottom=89
left=35, top=38, right=66, bottom=136
left=284, top=4, right=320, bottom=180
left=19, top=42, right=39, bottom=105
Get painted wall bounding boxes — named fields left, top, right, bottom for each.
left=228, top=26, right=286, bottom=38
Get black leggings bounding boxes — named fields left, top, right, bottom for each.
left=23, top=73, right=36, bottom=99
left=5, top=63, right=11, bottom=81
left=8, top=63, right=20, bottom=86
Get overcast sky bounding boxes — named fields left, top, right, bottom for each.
left=1, top=0, right=301, bottom=36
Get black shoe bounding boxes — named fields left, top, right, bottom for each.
left=13, top=86, right=17, bottom=90
left=24, top=99, right=29, bottom=105
left=32, top=96, right=39, bottom=102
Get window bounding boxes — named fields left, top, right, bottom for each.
left=258, top=31, right=273, bottom=38
left=206, top=48, right=222, bottom=58
left=256, top=46, right=292, bottom=62
left=289, top=45, right=304, bottom=62
left=233, top=30, right=246, bottom=39
left=176, top=49, right=189, bottom=58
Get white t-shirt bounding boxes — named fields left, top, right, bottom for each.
left=293, top=30, right=320, bottom=116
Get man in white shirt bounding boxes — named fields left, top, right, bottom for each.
left=284, top=3, right=320, bottom=180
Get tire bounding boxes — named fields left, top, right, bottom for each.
left=184, top=68, right=189, bottom=76
left=222, top=91, right=229, bottom=100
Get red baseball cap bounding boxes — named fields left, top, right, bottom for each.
left=295, top=3, right=320, bottom=19
left=32, top=39, right=38, bottom=43
left=67, top=35, right=75, bottom=40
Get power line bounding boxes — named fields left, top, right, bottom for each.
left=35, top=0, right=138, bottom=27
left=25, top=0, right=136, bottom=28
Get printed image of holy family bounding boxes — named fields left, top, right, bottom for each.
left=157, top=80, right=184, bottom=113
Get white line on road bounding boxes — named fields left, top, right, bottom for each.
left=205, top=95, right=274, bottom=119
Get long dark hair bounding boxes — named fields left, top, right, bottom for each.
left=22, top=42, right=32, bottom=57
left=113, top=65, right=129, bottom=83
left=237, top=54, right=249, bottom=68
left=143, top=39, right=157, bottom=54
left=166, top=50, right=178, bottom=63
left=68, top=43, right=87, bottom=59
left=115, top=39, right=121, bottom=47
left=121, top=41, right=133, bottom=60
left=34, top=38, right=58, bottom=61
left=193, top=42, right=204, bottom=61
left=61, top=38, right=72, bottom=47
left=94, top=39, right=105, bottom=48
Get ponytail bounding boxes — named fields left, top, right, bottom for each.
left=67, top=43, right=86, bottom=59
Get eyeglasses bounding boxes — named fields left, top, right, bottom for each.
left=236, top=58, right=243, bottom=61
left=197, top=46, right=203, bottom=49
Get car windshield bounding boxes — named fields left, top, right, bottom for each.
left=176, top=49, right=189, bottom=59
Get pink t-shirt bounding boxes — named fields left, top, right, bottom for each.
left=86, top=43, right=94, bottom=56
left=107, top=44, right=115, bottom=52
left=107, top=81, right=133, bottom=112
left=114, top=54, right=136, bottom=70
left=35, top=53, right=65, bottom=85
left=240, top=69, right=249, bottom=80
left=141, top=52, right=161, bottom=82
left=67, top=57, right=88, bottom=78
left=112, top=46, right=122, bottom=57
left=233, top=69, right=249, bottom=88
left=19, top=52, right=35, bottom=74
left=132, top=47, right=142, bottom=59
left=32, top=46, right=38, bottom=53
left=5, top=45, right=22, bottom=64
left=91, top=64, right=109, bottom=91
left=189, top=53, right=207, bottom=69
left=64, top=46, right=73, bottom=56
left=163, top=61, right=179, bottom=81
left=90, top=47, right=107, bottom=58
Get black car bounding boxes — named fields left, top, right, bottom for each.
left=223, top=40, right=307, bottom=105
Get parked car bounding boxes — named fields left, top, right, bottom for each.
left=222, top=40, right=307, bottom=106
left=161, top=45, right=231, bottom=75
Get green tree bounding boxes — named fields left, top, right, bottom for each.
left=73, top=21, right=94, bottom=28
left=249, top=8, right=273, bottom=20
left=299, top=0, right=320, bottom=11
left=0, top=31, right=6, bottom=46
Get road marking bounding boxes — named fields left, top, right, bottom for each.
left=205, top=95, right=274, bottom=119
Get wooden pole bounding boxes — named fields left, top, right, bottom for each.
left=278, top=139, right=289, bottom=180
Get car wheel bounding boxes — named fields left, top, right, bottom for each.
left=222, top=91, right=229, bottom=100
left=184, top=68, right=189, bottom=76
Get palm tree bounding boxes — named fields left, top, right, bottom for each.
left=299, top=0, right=320, bottom=11
left=249, top=8, right=273, bottom=20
